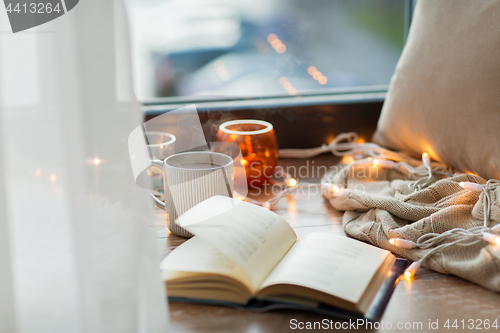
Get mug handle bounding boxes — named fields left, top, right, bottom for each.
left=149, top=160, right=166, bottom=210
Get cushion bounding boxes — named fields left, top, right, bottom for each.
left=373, top=0, right=500, bottom=180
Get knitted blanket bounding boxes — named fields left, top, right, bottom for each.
left=323, top=162, right=500, bottom=292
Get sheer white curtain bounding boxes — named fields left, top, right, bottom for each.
left=0, top=1, right=168, bottom=332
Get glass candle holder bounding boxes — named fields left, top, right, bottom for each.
left=146, top=131, right=176, bottom=191
left=216, top=119, right=278, bottom=187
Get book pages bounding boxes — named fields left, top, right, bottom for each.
left=177, top=196, right=297, bottom=291
left=259, top=233, right=391, bottom=304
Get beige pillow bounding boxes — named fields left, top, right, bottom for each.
left=373, top=0, right=500, bottom=180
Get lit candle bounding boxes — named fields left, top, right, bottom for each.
left=216, top=120, right=278, bottom=187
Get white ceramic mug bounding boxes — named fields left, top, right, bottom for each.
left=150, top=151, right=234, bottom=237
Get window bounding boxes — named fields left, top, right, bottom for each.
left=125, top=0, right=409, bottom=102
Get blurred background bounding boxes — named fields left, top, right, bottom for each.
left=124, top=0, right=405, bottom=101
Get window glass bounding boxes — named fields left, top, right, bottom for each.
left=125, top=0, right=405, bottom=100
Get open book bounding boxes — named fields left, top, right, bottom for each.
left=161, top=196, right=405, bottom=320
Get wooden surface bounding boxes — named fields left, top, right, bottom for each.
left=155, top=155, right=500, bottom=332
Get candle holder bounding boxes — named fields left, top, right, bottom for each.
left=145, top=131, right=176, bottom=192
left=216, top=119, right=278, bottom=187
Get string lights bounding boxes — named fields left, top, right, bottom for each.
left=482, top=232, right=500, bottom=246
left=389, top=220, right=500, bottom=280
left=236, top=132, right=500, bottom=282
left=389, top=238, right=416, bottom=249
left=459, top=181, right=483, bottom=192
left=242, top=132, right=457, bottom=212
left=233, top=173, right=318, bottom=209
left=321, top=184, right=342, bottom=197
left=404, top=262, right=421, bottom=280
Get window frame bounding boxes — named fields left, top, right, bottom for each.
left=142, top=85, right=388, bottom=115
left=142, top=0, right=414, bottom=148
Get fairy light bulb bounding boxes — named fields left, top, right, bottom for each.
left=321, top=184, right=342, bottom=197
left=93, top=158, right=101, bottom=165
left=342, top=155, right=354, bottom=164
left=483, top=232, right=500, bottom=245
left=262, top=202, right=271, bottom=210
left=404, top=261, right=421, bottom=280
left=288, top=178, right=297, bottom=187
left=422, top=152, right=431, bottom=168
left=459, top=181, right=483, bottom=192
left=389, top=238, right=416, bottom=249
left=373, top=159, right=396, bottom=168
